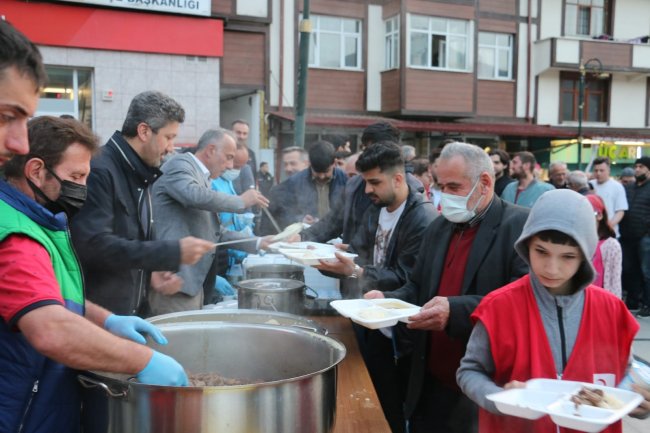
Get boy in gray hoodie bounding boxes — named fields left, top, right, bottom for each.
left=457, top=189, right=648, bottom=433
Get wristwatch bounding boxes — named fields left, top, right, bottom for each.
left=349, top=264, right=362, bottom=279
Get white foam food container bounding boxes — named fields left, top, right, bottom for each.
left=277, top=248, right=357, bottom=267
left=486, top=379, right=643, bottom=433
left=269, top=241, right=337, bottom=252
left=329, top=298, right=421, bottom=329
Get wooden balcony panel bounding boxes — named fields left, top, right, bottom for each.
left=480, top=0, right=517, bottom=15
left=381, top=69, right=401, bottom=113
left=404, top=69, right=473, bottom=113
left=406, top=0, right=474, bottom=20
left=222, top=31, right=266, bottom=87
left=307, top=69, right=366, bottom=112
left=582, top=41, right=632, bottom=69
left=477, top=80, right=515, bottom=117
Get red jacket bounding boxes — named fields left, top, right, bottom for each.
left=473, top=275, right=638, bottom=433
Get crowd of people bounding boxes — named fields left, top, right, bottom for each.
left=1, top=19, right=650, bottom=433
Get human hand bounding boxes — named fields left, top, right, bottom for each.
left=407, top=296, right=450, bottom=331
left=136, top=350, right=188, bottom=386
left=315, top=252, right=357, bottom=277
left=334, top=243, right=349, bottom=251
left=151, top=271, right=183, bottom=295
left=629, top=384, right=650, bottom=419
left=302, top=214, right=318, bottom=224
left=504, top=380, right=526, bottom=390
left=240, top=189, right=269, bottom=208
left=104, top=314, right=168, bottom=345
left=259, top=235, right=276, bottom=251
left=286, top=234, right=301, bottom=243
left=364, top=290, right=385, bottom=300
left=215, top=276, right=235, bottom=296
left=179, top=236, right=215, bottom=265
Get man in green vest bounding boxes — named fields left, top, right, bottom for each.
left=0, top=116, right=188, bottom=433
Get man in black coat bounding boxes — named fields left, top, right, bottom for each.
left=71, top=91, right=214, bottom=316
left=366, top=142, right=529, bottom=433
left=316, top=142, right=436, bottom=433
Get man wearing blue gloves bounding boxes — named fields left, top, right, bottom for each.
left=0, top=115, right=187, bottom=433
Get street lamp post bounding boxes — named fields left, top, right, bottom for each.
left=576, top=58, right=604, bottom=170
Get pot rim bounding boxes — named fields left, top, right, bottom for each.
left=236, top=278, right=305, bottom=291
left=89, top=322, right=346, bottom=390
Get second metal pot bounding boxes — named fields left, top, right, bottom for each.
left=236, top=278, right=307, bottom=315
left=245, top=263, right=305, bottom=281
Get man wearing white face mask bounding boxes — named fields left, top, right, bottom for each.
left=365, top=142, right=529, bottom=433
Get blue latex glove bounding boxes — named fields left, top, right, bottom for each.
left=215, top=276, right=235, bottom=296
left=104, top=314, right=168, bottom=345
left=136, top=351, right=188, bottom=386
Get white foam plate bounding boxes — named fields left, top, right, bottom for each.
left=486, top=379, right=643, bottom=432
left=329, top=298, right=421, bottom=329
left=269, top=241, right=337, bottom=252
left=277, top=248, right=357, bottom=267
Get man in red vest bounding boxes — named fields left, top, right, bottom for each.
left=458, top=189, right=649, bottom=432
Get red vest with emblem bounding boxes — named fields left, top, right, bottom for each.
left=473, top=275, right=638, bottom=433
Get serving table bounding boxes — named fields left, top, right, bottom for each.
left=312, top=316, right=392, bottom=433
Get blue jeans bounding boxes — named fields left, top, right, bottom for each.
left=621, top=235, right=650, bottom=307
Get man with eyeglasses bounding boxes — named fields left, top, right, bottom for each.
left=71, top=91, right=214, bottom=317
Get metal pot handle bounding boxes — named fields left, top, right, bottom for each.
left=305, top=286, right=319, bottom=299
left=264, top=294, right=278, bottom=312
left=78, top=374, right=128, bottom=399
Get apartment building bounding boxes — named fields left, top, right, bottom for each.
left=262, top=0, right=650, bottom=169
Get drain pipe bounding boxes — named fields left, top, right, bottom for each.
left=525, top=0, right=532, bottom=123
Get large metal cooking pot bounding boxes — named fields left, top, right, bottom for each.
left=79, top=322, right=346, bottom=433
left=245, top=263, right=305, bottom=281
left=146, top=308, right=328, bottom=335
left=236, top=278, right=315, bottom=315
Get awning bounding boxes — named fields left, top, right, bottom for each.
left=269, top=112, right=650, bottom=140
left=2, top=0, right=223, bottom=57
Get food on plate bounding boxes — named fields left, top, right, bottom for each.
left=357, top=308, right=389, bottom=320
left=570, top=387, right=624, bottom=411
left=377, top=301, right=411, bottom=309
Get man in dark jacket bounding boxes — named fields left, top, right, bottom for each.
left=71, top=91, right=214, bottom=316
left=619, top=156, right=650, bottom=316
left=366, top=142, right=529, bottom=433
left=316, top=142, right=436, bottom=433
left=260, top=140, right=347, bottom=233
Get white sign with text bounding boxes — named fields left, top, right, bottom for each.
left=57, top=0, right=211, bottom=17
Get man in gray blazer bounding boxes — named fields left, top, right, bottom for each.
left=150, top=128, right=271, bottom=315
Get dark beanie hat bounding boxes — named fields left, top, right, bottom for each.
left=635, top=157, right=650, bottom=171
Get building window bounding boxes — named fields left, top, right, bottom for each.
left=408, top=14, right=471, bottom=71
left=564, top=0, right=609, bottom=37
left=560, top=71, right=609, bottom=123
left=478, top=32, right=513, bottom=79
left=308, top=15, right=362, bottom=70
left=38, top=67, right=93, bottom=128
left=385, top=15, right=400, bottom=69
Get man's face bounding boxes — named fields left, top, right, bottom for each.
left=260, top=164, right=269, bottom=174
left=232, top=123, right=249, bottom=142
left=0, top=67, right=40, bottom=167
left=528, top=236, right=582, bottom=296
left=635, top=163, right=649, bottom=182
left=437, top=156, right=488, bottom=212
left=362, top=167, right=398, bottom=208
left=141, top=121, right=179, bottom=167
left=549, top=164, right=568, bottom=187
left=283, top=151, right=309, bottom=176
left=211, top=135, right=236, bottom=178
left=592, top=163, right=610, bottom=184
left=490, top=155, right=505, bottom=177
left=31, top=142, right=92, bottom=204
left=620, top=175, right=635, bottom=186
left=311, top=165, right=334, bottom=184
left=510, top=156, right=526, bottom=179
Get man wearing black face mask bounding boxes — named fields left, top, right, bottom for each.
left=0, top=116, right=188, bottom=433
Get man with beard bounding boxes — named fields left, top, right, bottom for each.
left=316, top=141, right=436, bottom=433
left=488, top=149, right=515, bottom=197
left=1, top=117, right=187, bottom=433
left=619, top=157, right=650, bottom=316
left=501, top=151, right=554, bottom=208
left=547, top=161, right=568, bottom=189
left=365, top=142, right=529, bottom=433
left=71, top=91, right=215, bottom=316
